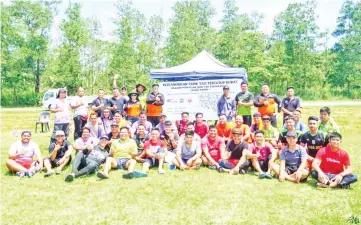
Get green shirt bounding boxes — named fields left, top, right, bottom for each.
left=261, top=127, right=278, bottom=139
left=318, top=117, right=340, bottom=136
left=110, top=138, right=138, bottom=158
left=235, top=91, right=254, bottom=115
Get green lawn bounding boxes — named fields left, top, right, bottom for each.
left=1, top=106, right=360, bottom=225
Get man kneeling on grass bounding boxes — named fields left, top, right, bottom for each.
left=65, top=135, right=109, bottom=182
left=218, top=128, right=251, bottom=175
left=172, top=130, right=202, bottom=170
left=6, top=130, right=42, bottom=177
left=312, top=132, right=357, bottom=189
left=271, top=131, right=309, bottom=183
left=138, top=128, right=167, bottom=175
left=97, top=127, right=142, bottom=179
left=44, top=130, right=72, bottom=177
left=248, top=130, right=276, bottom=179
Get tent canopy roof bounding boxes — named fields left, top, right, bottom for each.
left=150, top=50, right=247, bottom=81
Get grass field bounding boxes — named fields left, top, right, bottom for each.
left=1, top=106, right=360, bottom=225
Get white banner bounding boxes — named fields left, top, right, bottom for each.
left=159, top=79, right=243, bottom=121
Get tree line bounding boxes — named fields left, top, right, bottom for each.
left=1, top=0, right=360, bottom=106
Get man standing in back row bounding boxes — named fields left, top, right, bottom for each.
left=280, top=86, right=301, bottom=122
left=254, top=84, right=281, bottom=128
left=146, top=84, right=165, bottom=127
left=235, top=81, right=254, bottom=126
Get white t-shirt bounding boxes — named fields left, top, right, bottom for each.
left=51, top=98, right=71, bottom=124
left=9, top=140, right=41, bottom=161
left=72, top=96, right=88, bottom=117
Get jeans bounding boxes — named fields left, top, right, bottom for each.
left=311, top=171, right=358, bottom=186
left=73, top=115, right=87, bottom=141
left=218, top=159, right=250, bottom=171
left=270, top=115, right=277, bottom=128
left=71, top=152, right=98, bottom=178
left=51, top=123, right=70, bottom=143
left=128, top=117, right=139, bottom=125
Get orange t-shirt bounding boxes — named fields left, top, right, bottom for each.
left=230, top=123, right=252, bottom=143
left=216, top=122, right=233, bottom=139
left=257, top=97, right=276, bottom=116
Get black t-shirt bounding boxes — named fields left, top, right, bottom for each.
left=49, top=140, right=71, bottom=160
left=133, top=134, right=150, bottom=155
left=300, top=131, right=327, bottom=158
left=160, top=132, right=179, bottom=152
left=110, top=97, right=127, bottom=115
left=92, top=98, right=114, bottom=117
left=226, top=140, right=249, bottom=159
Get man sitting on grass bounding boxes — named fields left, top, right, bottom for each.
left=138, top=128, right=167, bottom=175
left=173, top=130, right=202, bottom=170
left=201, top=125, right=225, bottom=170
left=312, top=132, right=358, bottom=189
left=161, top=121, right=179, bottom=168
left=97, top=127, right=141, bottom=179
left=218, top=128, right=251, bottom=175
left=271, top=131, right=309, bottom=183
left=248, top=130, right=275, bottom=179
left=73, top=127, right=99, bottom=154
left=44, top=130, right=72, bottom=177
left=6, top=130, right=43, bottom=177
left=260, top=115, right=279, bottom=148
left=65, top=136, right=109, bottom=182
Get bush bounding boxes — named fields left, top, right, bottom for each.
left=1, top=88, right=41, bottom=107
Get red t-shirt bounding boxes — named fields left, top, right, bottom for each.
left=144, top=140, right=167, bottom=155
left=316, top=146, right=351, bottom=174
left=201, top=135, right=225, bottom=162
left=176, top=120, right=189, bottom=135
left=249, top=142, right=273, bottom=161
left=195, top=122, right=209, bottom=139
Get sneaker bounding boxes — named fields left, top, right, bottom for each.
left=16, top=171, right=25, bottom=177
left=34, top=162, right=41, bottom=172
left=218, top=167, right=227, bottom=173
left=168, top=164, right=176, bottom=170
left=259, top=172, right=266, bottom=179
left=339, top=184, right=351, bottom=189
left=133, top=170, right=148, bottom=178
left=65, top=173, right=75, bottom=182
left=209, top=165, right=216, bottom=170
left=56, top=168, right=62, bottom=175
left=264, top=172, right=273, bottom=179
left=239, top=169, right=247, bottom=175
left=26, top=171, right=34, bottom=177
left=44, top=171, right=54, bottom=178
left=122, top=172, right=135, bottom=179
left=96, top=172, right=109, bottom=179
left=158, top=169, right=165, bottom=174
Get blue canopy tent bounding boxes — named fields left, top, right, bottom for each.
left=149, top=50, right=247, bottom=81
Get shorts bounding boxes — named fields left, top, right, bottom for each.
left=45, top=156, right=72, bottom=168
left=117, top=158, right=130, bottom=170
left=181, top=158, right=189, bottom=164
left=143, top=158, right=159, bottom=167
left=286, top=165, right=309, bottom=182
left=15, top=158, right=33, bottom=169
left=258, top=159, right=269, bottom=172
left=165, top=151, right=176, bottom=164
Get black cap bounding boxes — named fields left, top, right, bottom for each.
left=165, top=120, right=172, bottom=126
left=261, top=115, right=271, bottom=121
left=232, top=128, right=242, bottom=135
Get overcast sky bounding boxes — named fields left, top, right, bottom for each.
left=51, top=0, right=344, bottom=47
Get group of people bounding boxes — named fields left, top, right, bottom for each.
left=6, top=77, right=358, bottom=189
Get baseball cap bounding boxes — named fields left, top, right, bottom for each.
left=223, top=85, right=230, bottom=89
left=261, top=115, right=271, bottom=121
left=286, top=131, right=297, bottom=137
left=232, top=128, right=242, bottom=135
left=111, top=122, right=119, bottom=127
left=253, top=112, right=261, bottom=117
left=165, top=120, right=172, bottom=126
left=100, top=135, right=109, bottom=140
left=55, top=130, right=65, bottom=136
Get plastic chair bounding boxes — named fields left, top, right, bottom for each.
left=35, top=112, right=50, bottom=133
